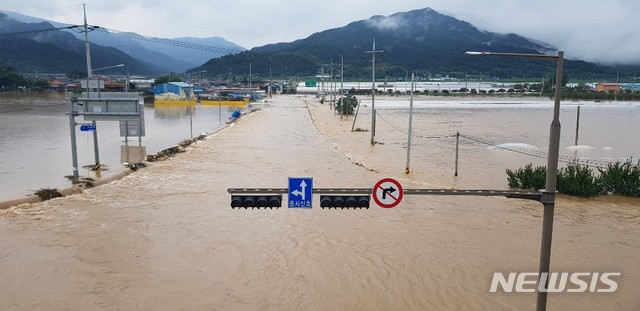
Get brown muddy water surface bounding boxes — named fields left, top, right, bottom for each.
left=1, top=95, right=639, bottom=310
left=0, top=91, right=237, bottom=201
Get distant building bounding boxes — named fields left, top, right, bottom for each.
left=48, top=79, right=66, bottom=89
left=622, top=83, right=640, bottom=92
left=152, top=82, right=193, bottom=97
left=595, top=83, right=621, bottom=93
left=130, top=79, right=155, bottom=90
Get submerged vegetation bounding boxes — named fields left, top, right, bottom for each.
left=34, top=188, right=62, bottom=201
left=507, top=161, right=640, bottom=197
left=335, top=95, right=358, bottom=116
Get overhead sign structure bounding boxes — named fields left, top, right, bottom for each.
left=288, top=177, right=313, bottom=208
left=372, top=178, right=404, bottom=208
left=80, top=92, right=142, bottom=121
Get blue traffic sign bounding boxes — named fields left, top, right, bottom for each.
left=288, top=177, right=313, bottom=208
left=80, top=124, right=97, bottom=131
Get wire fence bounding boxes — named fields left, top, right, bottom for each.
left=374, top=110, right=631, bottom=170
left=457, top=133, right=620, bottom=169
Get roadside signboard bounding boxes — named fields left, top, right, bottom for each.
left=305, top=81, right=317, bottom=87
left=80, top=92, right=142, bottom=121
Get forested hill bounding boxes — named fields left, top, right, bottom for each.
left=193, top=8, right=624, bottom=81
left=0, top=12, right=163, bottom=75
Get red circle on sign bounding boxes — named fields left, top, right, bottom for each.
left=372, top=178, right=404, bottom=208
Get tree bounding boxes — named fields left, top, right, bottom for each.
left=0, top=66, right=46, bottom=90
left=66, top=69, right=87, bottom=80
left=0, top=66, right=25, bottom=87
left=154, top=74, right=183, bottom=85
left=544, top=74, right=570, bottom=91
left=335, top=95, right=358, bottom=116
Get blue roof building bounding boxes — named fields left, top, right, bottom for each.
left=153, top=82, right=193, bottom=97
left=622, top=83, right=640, bottom=92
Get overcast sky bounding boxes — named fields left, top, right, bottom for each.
left=4, top=0, right=640, bottom=65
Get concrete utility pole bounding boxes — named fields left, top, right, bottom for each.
left=83, top=4, right=92, bottom=79
left=365, top=38, right=383, bottom=145
left=340, top=55, right=344, bottom=97
left=466, top=50, right=564, bottom=311
left=83, top=4, right=100, bottom=168
left=405, top=73, right=415, bottom=174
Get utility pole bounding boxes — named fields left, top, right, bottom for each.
left=575, top=105, right=581, bottom=146
left=83, top=4, right=100, bottom=169
left=269, top=66, right=272, bottom=98
left=330, top=59, right=334, bottom=107
left=405, top=73, right=415, bottom=174
left=365, top=38, right=383, bottom=145
left=340, top=55, right=344, bottom=97
left=83, top=4, right=92, bottom=79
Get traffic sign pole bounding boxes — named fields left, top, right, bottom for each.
left=68, top=94, right=79, bottom=178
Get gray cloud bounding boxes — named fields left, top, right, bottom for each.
left=430, top=0, right=640, bottom=65
left=3, top=0, right=639, bottom=65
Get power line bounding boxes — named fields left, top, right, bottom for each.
left=0, top=23, right=243, bottom=55
left=95, top=27, right=244, bottom=54
left=376, top=111, right=452, bottom=139
left=0, top=25, right=82, bottom=37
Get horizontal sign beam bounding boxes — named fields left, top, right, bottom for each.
left=227, top=188, right=542, bottom=201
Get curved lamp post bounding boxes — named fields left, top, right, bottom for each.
left=465, top=50, right=564, bottom=311
left=91, top=63, right=124, bottom=76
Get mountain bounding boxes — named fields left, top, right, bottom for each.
left=1, top=10, right=246, bottom=73
left=0, top=12, right=162, bottom=75
left=194, top=8, right=617, bottom=80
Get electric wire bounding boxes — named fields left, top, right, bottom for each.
left=0, top=24, right=243, bottom=55
left=0, top=25, right=82, bottom=36
left=375, top=111, right=452, bottom=139
left=95, top=27, right=244, bottom=54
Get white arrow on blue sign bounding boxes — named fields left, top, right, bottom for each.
left=288, top=177, right=313, bottom=208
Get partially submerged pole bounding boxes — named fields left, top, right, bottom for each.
left=351, top=100, right=361, bottom=132
left=575, top=105, right=581, bottom=145
left=68, top=91, right=79, bottom=178
left=405, top=73, right=415, bottom=174
left=454, top=132, right=460, bottom=177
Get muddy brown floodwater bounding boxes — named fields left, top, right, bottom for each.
left=1, top=95, right=639, bottom=310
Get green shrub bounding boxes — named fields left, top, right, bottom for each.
left=506, top=163, right=546, bottom=190
left=557, top=163, right=603, bottom=197
left=598, top=160, right=640, bottom=197
left=507, top=161, right=640, bottom=198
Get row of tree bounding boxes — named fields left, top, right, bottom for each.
left=0, top=66, right=48, bottom=91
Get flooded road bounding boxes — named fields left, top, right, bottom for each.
left=1, top=95, right=639, bottom=310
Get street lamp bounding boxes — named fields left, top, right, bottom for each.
left=466, top=50, right=564, bottom=311
left=91, top=64, right=124, bottom=77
